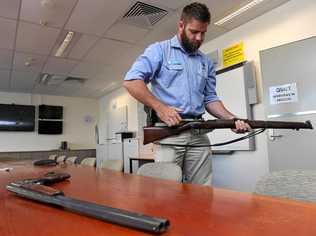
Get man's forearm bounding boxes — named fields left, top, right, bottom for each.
left=123, top=80, right=163, bottom=110
left=205, top=101, right=236, bottom=119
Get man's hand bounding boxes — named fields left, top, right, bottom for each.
left=232, top=119, right=251, bottom=133
left=155, top=104, right=182, bottom=127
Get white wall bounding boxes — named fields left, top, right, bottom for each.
left=98, top=0, right=316, bottom=192
left=201, top=0, right=316, bottom=192
left=0, top=92, right=99, bottom=152
left=98, top=87, right=138, bottom=143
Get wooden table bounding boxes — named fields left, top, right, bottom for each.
left=1, top=163, right=316, bottom=236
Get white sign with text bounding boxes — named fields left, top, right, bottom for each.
left=269, top=83, right=298, bottom=105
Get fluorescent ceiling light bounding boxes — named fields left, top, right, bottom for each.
left=214, top=0, right=265, bottom=26
left=55, top=31, right=74, bottom=57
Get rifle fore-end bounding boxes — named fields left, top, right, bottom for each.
left=143, top=119, right=313, bottom=145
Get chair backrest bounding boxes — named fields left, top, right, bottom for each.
left=254, top=170, right=316, bottom=203
left=56, top=155, right=66, bottom=163
left=100, top=159, right=123, bottom=171
left=48, top=154, right=57, bottom=160
left=65, top=156, right=78, bottom=164
left=81, top=157, right=96, bottom=167
left=137, top=162, right=182, bottom=182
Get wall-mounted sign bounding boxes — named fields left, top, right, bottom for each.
left=269, top=83, right=298, bottom=105
left=222, top=42, right=245, bottom=68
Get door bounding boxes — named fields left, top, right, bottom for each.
left=260, top=36, right=316, bottom=171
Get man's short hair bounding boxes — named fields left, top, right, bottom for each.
left=181, top=2, right=211, bottom=24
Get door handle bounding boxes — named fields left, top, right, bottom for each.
left=268, top=129, right=284, bottom=141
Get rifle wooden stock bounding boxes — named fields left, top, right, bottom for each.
left=143, top=119, right=313, bottom=145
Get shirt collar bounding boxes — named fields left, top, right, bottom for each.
left=170, top=35, right=203, bottom=56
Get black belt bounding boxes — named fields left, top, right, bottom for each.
left=155, top=114, right=203, bottom=123
left=179, top=114, right=203, bottom=120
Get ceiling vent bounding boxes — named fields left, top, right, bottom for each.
left=39, top=73, right=87, bottom=86
left=121, top=1, right=168, bottom=28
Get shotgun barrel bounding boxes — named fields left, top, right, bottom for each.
left=6, top=172, right=170, bottom=234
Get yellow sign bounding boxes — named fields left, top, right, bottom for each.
left=222, top=42, right=245, bottom=68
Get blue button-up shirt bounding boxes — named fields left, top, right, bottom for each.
left=124, top=36, right=220, bottom=116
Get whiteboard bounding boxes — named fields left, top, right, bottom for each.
left=203, top=61, right=257, bottom=151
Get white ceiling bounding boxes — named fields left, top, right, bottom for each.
left=0, top=0, right=290, bottom=98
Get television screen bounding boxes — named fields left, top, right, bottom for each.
left=39, top=105, right=63, bottom=119
left=0, top=104, right=35, bottom=131
left=38, top=120, right=63, bottom=135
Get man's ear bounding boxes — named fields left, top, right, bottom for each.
left=178, top=20, right=185, bottom=31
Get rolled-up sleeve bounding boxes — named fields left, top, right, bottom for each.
left=124, top=43, right=162, bottom=84
left=204, top=58, right=220, bottom=105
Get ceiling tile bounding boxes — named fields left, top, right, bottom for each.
left=10, top=70, right=39, bottom=90
left=0, top=17, right=17, bottom=50
left=13, top=51, right=47, bottom=72
left=0, top=69, right=10, bottom=89
left=0, top=49, right=13, bottom=70
left=43, top=57, right=79, bottom=75
left=105, top=22, right=149, bottom=44
left=16, top=21, right=60, bottom=55
left=218, top=0, right=290, bottom=31
left=146, top=0, right=190, bottom=10
left=203, top=25, right=228, bottom=42
left=70, top=61, right=106, bottom=79
left=68, top=34, right=99, bottom=60
left=65, top=0, right=132, bottom=36
left=0, top=0, right=20, bottom=19
left=141, top=12, right=178, bottom=46
left=20, top=0, right=77, bottom=28
left=32, top=84, right=59, bottom=94
left=84, top=38, right=132, bottom=64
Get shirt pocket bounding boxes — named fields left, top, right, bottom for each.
left=160, top=63, right=184, bottom=88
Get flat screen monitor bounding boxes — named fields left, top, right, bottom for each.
left=39, top=105, right=63, bottom=119
left=0, top=104, right=35, bottom=131
left=38, top=120, right=63, bottom=135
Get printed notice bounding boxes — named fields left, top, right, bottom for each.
left=222, top=42, right=245, bottom=68
left=269, top=83, right=298, bottom=105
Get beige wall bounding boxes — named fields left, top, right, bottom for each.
left=98, top=87, right=138, bottom=143
left=0, top=92, right=99, bottom=152
left=201, top=0, right=316, bottom=192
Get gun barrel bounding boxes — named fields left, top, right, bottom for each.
left=143, top=119, right=313, bottom=144
left=6, top=184, right=169, bottom=234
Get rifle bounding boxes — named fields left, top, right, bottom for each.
left=143, top=119, right=313, bottom=145
left=6, top=172, right=169, bottom=234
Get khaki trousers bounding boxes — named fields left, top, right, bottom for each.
left=154, top=130, right=212, bottom=186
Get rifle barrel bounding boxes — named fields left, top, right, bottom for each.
left=143, top=119, right=313, bottom=144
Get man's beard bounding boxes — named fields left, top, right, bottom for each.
left=180, top=31, right=201, bottom=53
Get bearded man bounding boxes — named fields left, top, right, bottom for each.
left=123, top=2, right=249, bottom=185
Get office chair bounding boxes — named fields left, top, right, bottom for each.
left=254, top=170, right=316, bottom=203
left=56, top=155, right=66, bottom=163
left=81, top=157, right=96, bottom=167
left=48, top=154, right=57, bottom=160
left=137, top=162, right=182, bottom=182
left=65, top=156, right=78, bottom=164
left=100, top=159, right=123, bottom=171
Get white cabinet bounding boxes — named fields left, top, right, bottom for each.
left=123, top=138, right=139, bottom=173
left=96, top=142, right=123, bottom=168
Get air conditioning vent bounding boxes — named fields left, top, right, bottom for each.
left=122, top=1, right=168, bottom=28
left=39, top=73, right=87, bottom=86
